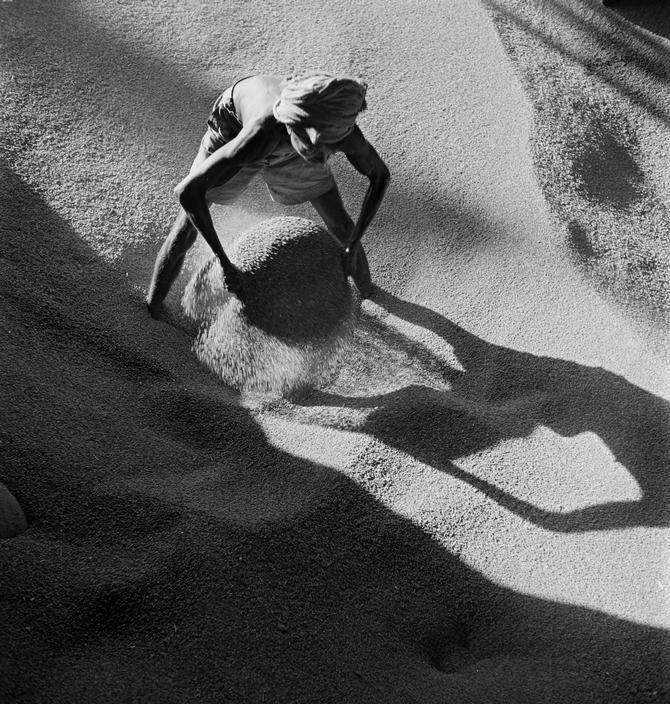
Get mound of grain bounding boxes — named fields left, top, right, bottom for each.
left=182, top=216, right=356, bottom=395
left=0, top=481, right=27, bottom=538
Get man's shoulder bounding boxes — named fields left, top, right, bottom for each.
left=335, top=126, right=369, bottom=155
left=246, top=113, right=285, bottom=143
left=236, top=75, right=283, bottom=117
left=231, top=114, right=285, bottom=162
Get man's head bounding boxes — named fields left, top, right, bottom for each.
left=273, top=74, right=368, bottom=163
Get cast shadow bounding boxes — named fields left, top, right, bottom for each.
left=12, top=391, right=670, bottom=702
left=302, top=288, right=670, bottom=532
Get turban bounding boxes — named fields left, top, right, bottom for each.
left=273, top=74, right=368, bottom=162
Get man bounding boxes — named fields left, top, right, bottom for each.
left=147, top=73, right=390, bottom=318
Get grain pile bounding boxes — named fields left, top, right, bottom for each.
left=182, top=216, right=356, bottom=395
left=0, top=481, right=27, bottom=538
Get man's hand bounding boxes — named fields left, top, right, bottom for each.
left=342, top=241, right=360, bottom=279
left=221, top=259, right=244, bottom=297
left=341, top=240, right=373, bottom=298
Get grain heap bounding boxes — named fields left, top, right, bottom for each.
left=182, top=216, right=356, bottom=396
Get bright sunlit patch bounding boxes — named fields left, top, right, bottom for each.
left=457, top=426, right=643, bottom=516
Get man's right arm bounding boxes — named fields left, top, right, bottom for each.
left=174, top=121, right=279, bottom=291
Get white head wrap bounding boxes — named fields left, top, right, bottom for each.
left=273, top=74, right=368, bottom=162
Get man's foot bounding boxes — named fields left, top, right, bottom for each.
left=356, top=278, right=375, bottom=300
left=146, top=297, right=165, bottom=320
left=146, top=298, right=199, bottom=335
left=222, top=261, right=244, bottom=298
left=348, top=243, right=373, bottom=299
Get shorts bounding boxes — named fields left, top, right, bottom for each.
left=195, top=87, right=336, bottom=206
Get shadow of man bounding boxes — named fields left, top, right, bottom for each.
left=302, top=288, right=670, bottom=532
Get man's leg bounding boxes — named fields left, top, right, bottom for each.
left=310, top=187, right=373, bottom=298
left=146, top=209, right=198, bottom=317
left=146, top=142, right=216, bottom=317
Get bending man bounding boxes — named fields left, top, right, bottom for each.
left=147, top=73, right=390, bottom=317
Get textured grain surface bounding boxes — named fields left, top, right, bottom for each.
left=483, top=0, right=670, bottom=323
left=0, top=0, right=668, bottom=702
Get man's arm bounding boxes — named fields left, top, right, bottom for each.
left=174, top=120, right=280, bottom=292
left=339, top=126, right=390, bottom=255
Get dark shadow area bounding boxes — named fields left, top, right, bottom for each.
left=604, top=0, right=670, bottom=41
left=567, top=219, right=599, bottom=261
left=0, top=164, right=185, bottom=382
left=569, top=116, right=645, bottom=208
left=1, top=165, right=668, bottom=703
left=301, top=288, right=670, bottom=532
left=232, top=225, right=353, bottom=343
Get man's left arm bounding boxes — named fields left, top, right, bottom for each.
left=340, top=126, right=390, bottom=260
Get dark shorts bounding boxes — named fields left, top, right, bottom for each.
left=195, top=87, right=336, bottom=206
